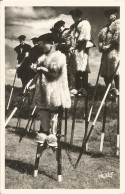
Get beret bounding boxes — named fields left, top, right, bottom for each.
left=31, top=37, right=38, bottom=41
left=17, top=35, right=26, bottom=40
left=69, top=9, right=83, bottom=17
left=104, top=8, right=119, bottom=17
left=54, top=20, right=65, bottom=28
left=37, top=33, right=55, bottom=43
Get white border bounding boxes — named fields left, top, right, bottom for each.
left=0, top=1, right=5, bottom=194
left=1, top=0, right=125, bottom=194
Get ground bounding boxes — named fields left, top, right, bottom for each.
left=5, top=117, right=119, bottom=189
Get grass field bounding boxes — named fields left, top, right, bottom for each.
left=5, top=114, right=120, bottom=189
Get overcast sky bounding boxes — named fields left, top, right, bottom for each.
left=5, top=6, right=120, bottom=87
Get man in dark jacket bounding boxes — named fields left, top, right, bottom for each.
left=29, top=37, right=43, bottom=64
left=14, top=35, right=33, bottom=89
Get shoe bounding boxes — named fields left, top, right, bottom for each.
left=77, top=88, right=87, bottom=97
left=47, top=134, right=57, bottom=148
left=36, top=133, right=47, bottom=144
left=109, top=88, right=119, bottom=101
left=70, top=89, right=78, bottom=96
left=110, top=88, right=119, bottom=96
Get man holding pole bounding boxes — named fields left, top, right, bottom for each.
left=6, top=35, right=32, bottom=112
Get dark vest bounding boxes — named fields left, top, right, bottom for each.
left=14, top=43, right=31, bottom=64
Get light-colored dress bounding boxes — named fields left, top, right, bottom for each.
left=33, top=50, right=71, bottom=110
left=98, top=19, right=120, bottom=78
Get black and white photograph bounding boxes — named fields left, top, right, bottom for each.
left=0, top=0, right=125, bottom=192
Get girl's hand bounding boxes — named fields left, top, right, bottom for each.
left=102, top=44, right=111, bottom=50
left=16, top=64, right=21, bottom=69
left=30, top=63, right=37, bottom=72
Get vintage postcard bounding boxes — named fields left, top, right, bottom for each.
left=0, top=0, right=125, bottom=193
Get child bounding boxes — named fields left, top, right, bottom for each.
left=14, top=35, right=33, bottom=90
left=32, top=33, right=71, bottom=148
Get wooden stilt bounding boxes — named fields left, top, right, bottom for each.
left=33, top=143, right=45, bottom=177
left=116, top=96, right=120, bottom=156
left=57, top=107, right=63, bottom=182
left=84, top=81, right=88, bottom=151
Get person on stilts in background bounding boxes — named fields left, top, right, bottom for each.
left=14, top=35, right=33, bottom=90
left=98, top=8, right=120, bottom=98
left=50, top=20, right=72, bottom=85
left=68, top=9, right=95, bottom=94
left=50, top=20, right=68, bottom=52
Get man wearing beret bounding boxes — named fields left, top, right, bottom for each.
left=98, top=8, right=120, bottom=97
left=68, top=9, right=95, bottom=92
left=14, top=35, right=32, bottom=89
left=31, top=37, right=38, bottom=46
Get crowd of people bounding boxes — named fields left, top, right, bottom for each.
left=13, top=8, right=120, bottom=148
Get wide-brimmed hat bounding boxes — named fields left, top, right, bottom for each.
left=17, top=35, right=26, bottom=40
left=104, top=8, right=119, bottom=17
left=31, top=37, right=38, bottom=41
left=69, top=9, right=83, bottom=17
left=37, top=33, right=55, bottom=43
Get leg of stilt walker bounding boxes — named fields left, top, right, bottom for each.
left=27, top=92, right=31, bottom=118
left=33, top=143, right=45, bottom=177
left=70, top=97, right=78, bottom=145
left=57, top=138, right=62, bottom=182
left=100, top=100, right=108, bottom=152
left=16, top=116, right=21, bottom=130
left=116, top=95, right=120, bottom=156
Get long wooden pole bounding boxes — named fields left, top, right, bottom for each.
left=5, top=74, right=38, bottom=127
left=75, top=62, right=120, bottom=168
left=6, top=72, right=17, bottom=111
